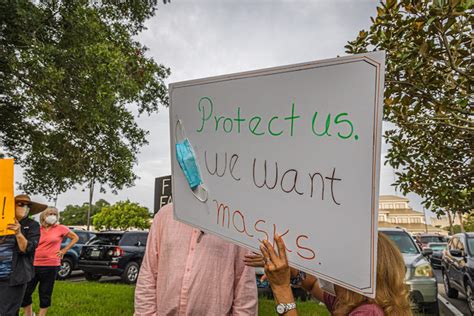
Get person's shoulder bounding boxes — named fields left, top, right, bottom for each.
left=55, top=224, right=70, bottom=233
left=24, top=217, right=39, bottom=228
left=152, top=203, right=174, bottom=225
left=350, top=303, right=385, bottom=315
left=154, top=203, right=173, bottom=218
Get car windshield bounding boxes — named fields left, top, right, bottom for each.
left=420, top=236, right=447, bottom=243
left=87, top=233, right=123, bottom=245
left=381, top=231, right=420, bottom=254
left=468, top=237, right=474, bottom=256
left=428, top=243, right=447, bottom=251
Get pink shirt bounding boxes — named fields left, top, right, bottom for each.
left=324, top=293, right=385, bottom=315
left=34, top=224, right=70, bottom=267
left=134, top=204, right=257, bottom=316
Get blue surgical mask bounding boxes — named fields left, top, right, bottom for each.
left=176, top=139, right=202, bottom=190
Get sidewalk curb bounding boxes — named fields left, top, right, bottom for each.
left=437, top=295, right=464, bottom=316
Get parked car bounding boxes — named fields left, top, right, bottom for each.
left=78, top=231, right=148, bottom=284
left=441, top=232, right=474, bottom=314
left=255, top=267, right=308, bottom=301
left=255, top=267, right=272, bottom=298
left=415, top=233, right=447, bottom=249
left=380, top=228, right=438, bottom=314
left=425, top=242, right=448, bottom=270
left=58, top=229, right=96, bottom=280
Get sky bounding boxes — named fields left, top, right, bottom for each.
left=15, top=0, right=435, bottom=221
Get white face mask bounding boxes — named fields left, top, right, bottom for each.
left=16, top=204, right=30, bottom=220
left=45, top=215, right=58, bottom=225
left=22, top=206, right=30, bottom=219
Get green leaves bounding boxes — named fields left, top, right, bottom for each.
left=92, top=200, right=151, bottom=231
left=346, top=0, right=473, bottom=216
left=61, top=199, right=110, bottom=226
left=0, top=0, right=170, bottom=200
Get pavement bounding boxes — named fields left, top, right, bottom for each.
left=434, top=269, right=471, bottom=316
left=66, top=270, right=123, bottom=284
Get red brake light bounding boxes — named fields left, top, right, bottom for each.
left=113, top=247, right=124, bottom=257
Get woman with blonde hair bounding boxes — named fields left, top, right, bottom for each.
left=21, top=207, right=79, bottom=316
left=247, top=232, right=411, bottom=315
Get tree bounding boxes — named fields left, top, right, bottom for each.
left=444, top=213, right=473, bottom=234
left=464, top=212, right=474, bottom=232
left=346, top=0, right=472, bottom=216
left=60, top=199, right=109, bottom=226
left=93, top=200, right=151, bottom=231
left=0, top=1, right=170, bottom=212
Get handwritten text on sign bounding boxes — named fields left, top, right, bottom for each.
left=170, top=52, right=385, bottom=297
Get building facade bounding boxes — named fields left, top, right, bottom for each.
left=378, top=195, right=446, bottom=235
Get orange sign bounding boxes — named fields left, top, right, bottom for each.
left=0, top=159, right=15, bottom=236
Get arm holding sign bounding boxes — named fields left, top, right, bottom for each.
left=8, top=219, right=28, bottom=253
left=245, top=244, right=325, bottom=303
left=261, top=233, right=412, bottom=315
left=260, top=235, right=298, bottom=316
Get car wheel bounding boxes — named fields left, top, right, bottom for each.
left=466, top=282, right=474, bottom=314
left=443, top=271, right=458, bottom=298
left=84, top=272, right=102, bottom=281
left=122, top=262, right=140, bottom=284
left=57, top=258, right=73, bottom=280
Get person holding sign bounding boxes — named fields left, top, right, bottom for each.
left=252, top=233, right=411, bottom=315
left=22, top=207, right=78, bottom=316
left=134, top=203, right=257, bottom=316
left=0, top=194, right=45, bottom=316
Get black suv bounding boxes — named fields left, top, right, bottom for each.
left=78, top=231, right=148, bottom=284
left=441, top=232, right=474, bottom=314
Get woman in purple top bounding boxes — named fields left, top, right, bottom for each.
left=247, top=232, right=411, bottom=315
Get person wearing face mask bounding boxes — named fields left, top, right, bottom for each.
left=21, top=207, right=78, bottom=316
left=0, top=194, right=45, bottom=316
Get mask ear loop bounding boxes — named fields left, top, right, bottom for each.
left=175, top=119, right=209, bottom=203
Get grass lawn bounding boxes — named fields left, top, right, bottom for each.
left=21, top=280, right=331, bottom=315
left=259, top=298, right=330, bottom=315
left=20, top=281, right=135, bottom=316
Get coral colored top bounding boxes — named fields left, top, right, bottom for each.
left=34, top=224, right=70, bottom=267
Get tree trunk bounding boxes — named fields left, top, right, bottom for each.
left=54, top=193, right=59, bottom=207
left=458, top=212, right=465, bottom=232
left=87, top=180, right=94, bottom=231
left=447, top=211, right=454, bottom=235
left=422, top=207, right=428, bottom=233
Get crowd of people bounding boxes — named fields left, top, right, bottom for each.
left=1, top=197, right=412, bottom=316
left=0, top=195, right=78, bottom=316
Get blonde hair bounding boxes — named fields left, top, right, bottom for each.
left=332, top=232, right=412, bottom=316
left=39, top=207, right=59, bottom=227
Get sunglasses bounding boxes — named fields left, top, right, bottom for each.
left=16, top=202, right=31, bottom=207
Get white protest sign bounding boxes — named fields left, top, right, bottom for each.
left=169, top=51, right=385, bottom=297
